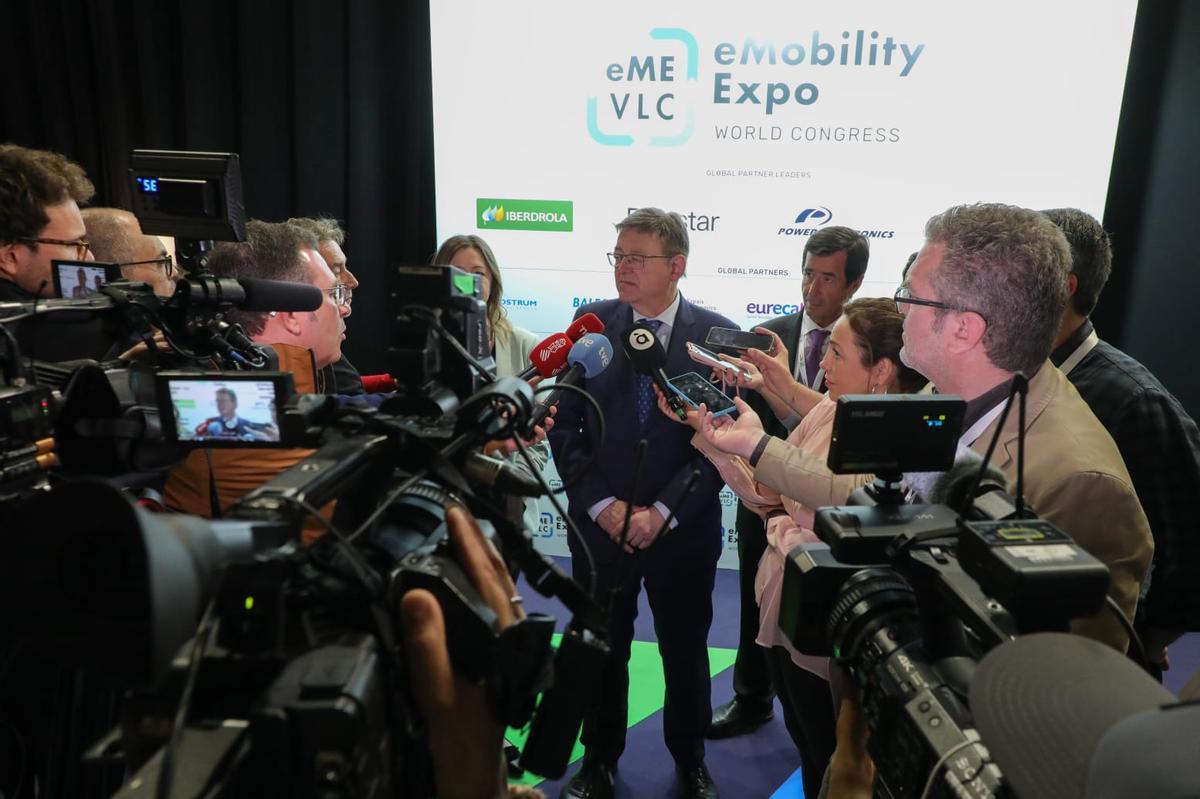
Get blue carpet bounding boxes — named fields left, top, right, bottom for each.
left=513, top=556, right=1200, bottom=797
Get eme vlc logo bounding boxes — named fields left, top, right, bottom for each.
left=476, top=198, right=573, bottom=232
left=588, top=27, right=699, bottom=148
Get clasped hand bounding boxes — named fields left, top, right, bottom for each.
left=596, top=500, right=666, bottom=553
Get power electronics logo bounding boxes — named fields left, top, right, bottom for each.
left=778, top=206, right=895, bottom=238
left=477, top=198, right=573, bottom=232
left=588, top=28, right=699, bottom=147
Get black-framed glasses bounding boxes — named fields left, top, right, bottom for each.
left=893, top=285, right=987, bottom=322
left=607, top=252, right=674, bottom=270
left=322, top=283, right=351, bottom=306
left=117, top=256, right=174, bottom=278
left=20, top=236, right=90, bottom=259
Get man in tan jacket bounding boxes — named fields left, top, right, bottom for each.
left=893, top=203, right=1152, bottom=652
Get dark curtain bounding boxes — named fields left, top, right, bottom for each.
left=0, top=0, right=436, bottom=373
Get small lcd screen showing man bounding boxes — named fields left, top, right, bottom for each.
left=57, top=262, right=109, bottom=298
left=168, top=381, right=281, bottom=443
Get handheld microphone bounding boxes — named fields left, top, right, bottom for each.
left=524, top=333, right=613, bottom=435
left=622, top=323, right=688, bottom=421
left=565, top=312, right=604, bottom=341
left=516, top=333, right=573, bottom=380
left=361, top=374, right=398, bottom=393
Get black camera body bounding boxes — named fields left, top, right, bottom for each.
left=776, top=393, right=1111, bottom=798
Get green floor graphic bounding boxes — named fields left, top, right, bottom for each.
left=507, top=639, right=736, bottom=787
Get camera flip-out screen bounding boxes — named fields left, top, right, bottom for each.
left=157, top=372, right=294, bottom=448
left=827, top=394, right=966, bottom=475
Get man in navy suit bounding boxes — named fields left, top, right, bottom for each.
left=550, top=208, right=737, bottom=799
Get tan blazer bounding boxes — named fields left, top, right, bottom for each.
left=752, top=364, right=1154, bottom=653
left=971, top=362, right=1153, bottom=652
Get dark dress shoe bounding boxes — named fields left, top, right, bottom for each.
left=676, top=763, right=719, bottom=799
left=560, top=756, right=616, bottom=799
left=706, top=696, right=774, bottom=739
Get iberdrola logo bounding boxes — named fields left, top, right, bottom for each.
left=476, top=198, right=573, bottom=232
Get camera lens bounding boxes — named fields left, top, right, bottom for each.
left=827, top=567, right=920, bottom=671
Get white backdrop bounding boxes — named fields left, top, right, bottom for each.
left=430, top=0, right=1138, bottom=566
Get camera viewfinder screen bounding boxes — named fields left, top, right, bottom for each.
left=167, top=379, right=282, bottom=444
left=55, top=262, right=111, bottom=299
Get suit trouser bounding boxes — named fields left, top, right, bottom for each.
left=763, top=646, right=836, bottom=799
left=731, top=502, right=776, bottom=707
left=573, top=541, right=718, bottom=769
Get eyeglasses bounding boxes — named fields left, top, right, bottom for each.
left=893, top=285, right=988, bottom=323
left=323, top=283, right=351, bottom=306
left=20, top=236, right=90, bottom=260
left=607, top=252, right=674, bottom=270
left=117, top=256, right=175, bottom=278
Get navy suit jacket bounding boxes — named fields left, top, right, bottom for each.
left=548, top=295, right=739, bottom=569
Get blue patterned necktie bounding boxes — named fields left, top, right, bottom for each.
left=635, top=319, right=664, bottom=424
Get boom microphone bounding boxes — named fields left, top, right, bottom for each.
left=622, top=323, right=688, bottom=421
left=524, top=333, right=613, bottom=434
left=169, top=275, right=323, bottom=312
left=516, top=333, right=573, bottom=380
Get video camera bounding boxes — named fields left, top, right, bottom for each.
left=777, top=388, right=1113, bottom=798
left=1, top=245, right=610, bottom=797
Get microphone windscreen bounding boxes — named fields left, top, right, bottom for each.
left=970, top=632, right=1177, bottom=799
left=237, top=277, right=323, bottom=312
left=566, top=333, right=613, bottom=378
left=566, top=312, right=605, bottom=341
left=528, top=333, right=573, bottom=377
left=622, top=323, right=666, bottom=374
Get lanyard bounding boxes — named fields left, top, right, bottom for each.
left=1059, top=329, right=1100, bottom=376
left=960, top=401, right=1007, bottom=448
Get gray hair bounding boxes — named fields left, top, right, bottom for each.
left=286, top=216, right=345, bottom=246
left=615, top=207, right=689, bottom=258
left=924, top=203, right=1070, bottom=376
left=204, top=220, right=320, bottom=335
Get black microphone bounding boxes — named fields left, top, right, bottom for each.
left=622, top=323, right=688, bottom=421
left=462, top=451, right=544, bottom=497
left=524, top=333, right=613, bottom=436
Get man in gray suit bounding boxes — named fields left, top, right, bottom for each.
left=709, top=225, right=868, bottom=738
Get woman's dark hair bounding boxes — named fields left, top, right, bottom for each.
left=841, top=297, right=927, bottom=392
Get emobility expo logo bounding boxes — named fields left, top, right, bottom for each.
left=588, top=27, right=699, bottom=147
left=477, top=198, right=573, bottom=232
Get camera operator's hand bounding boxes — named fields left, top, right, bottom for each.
left=400, top=504, right=525, bottom=799
left=484, top=406, right=557, bottom=456
left=826, top=683, right=875, bottom=799
left=698, top=396, right=765, bottom=460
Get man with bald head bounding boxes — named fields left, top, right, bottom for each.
left=82, top=207, right=176, bottom=297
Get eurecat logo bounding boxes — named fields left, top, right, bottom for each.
left=476, top=198, right=574, bottom=232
